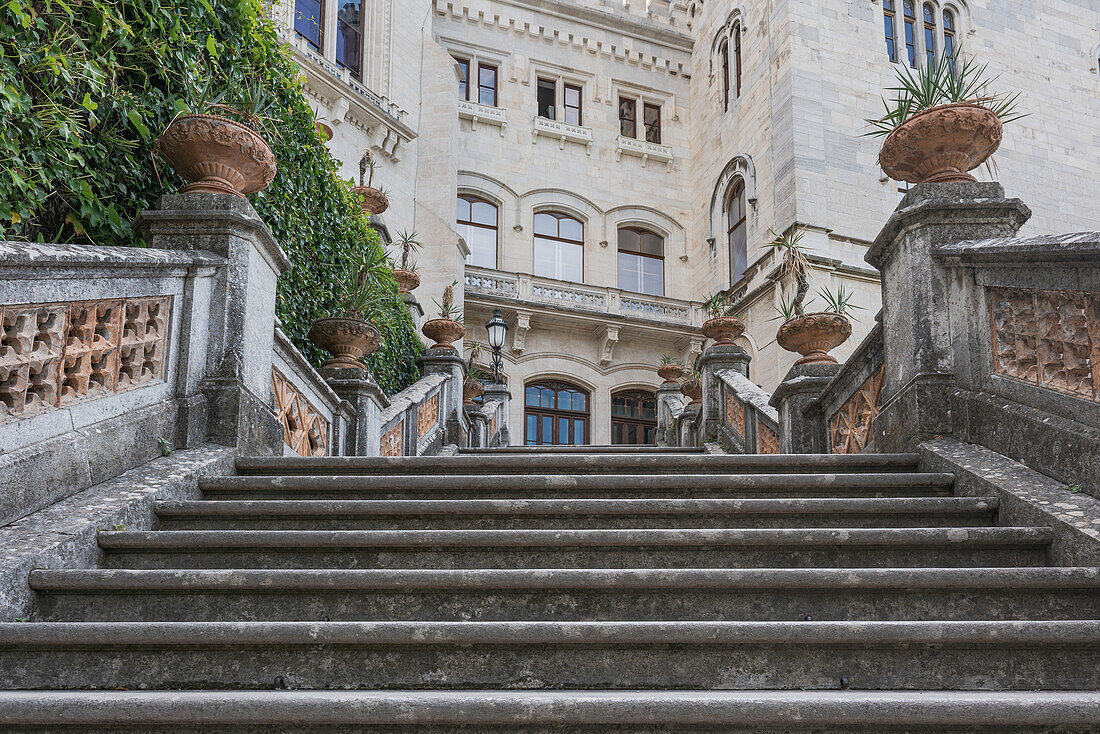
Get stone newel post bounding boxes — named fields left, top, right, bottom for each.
left=482, top=382, right=512, bottom=446
left=320, top=367, right=389, bottom=456
left=770, top=362, right=840, bottom=453
left=418, top=347, right=467, bottom=446
left=138, top=193, right=292, bottom=455
left=697, top=344, right=750, bottom=442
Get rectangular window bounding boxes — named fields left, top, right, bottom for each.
left=478, top=64, right=497, bottom=106
left=883, top=1, right=897, bottom=62
left=456, top=58, right=469, bottom=101
left=619, top=97, right=637, bottom=138
left=335, top=0, right=363, bottom=77
left=564, top=84, right=582, bottom=126
left=903, top=1, right=917, bottom=68
left=643, top=103, right=661, bottom=144
left=618, top=253, right=664, bottom=296
left=537, top=78, right=556, bottom=119
left=294, top=0, right=323, bottom=50
left=534, top=238, right=583, bottom=282
left=721, top=44, right=730, bottom=111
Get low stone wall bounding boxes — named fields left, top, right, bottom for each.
left=271, top=327, right=349, bottom=457
left=716, top=369, right=780, bottom=455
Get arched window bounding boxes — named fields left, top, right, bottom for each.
left=726, top=180, right=748, bottom=284
left=533, top=211, right=584, bottom=282
left=943, top=9, right=956, bottom=72
left=457, top=195, right=498, bottom=269
left=617, top=227, right=664, bottom=296
left=612, top=390, right=657, bottom=445
left=525, top=380, right=589, bottom=445
left=922, top=4, right=936, bottom=69
left=720, top=40, right=730, bottom=111
left=733, top=23, right=742, bottom=98
left=903, top=1, right=917, bottom=68
left=883, top=1, right=897, bottom=62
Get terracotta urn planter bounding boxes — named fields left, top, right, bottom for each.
left=657, top=363, right=685, bottom=383
left=422, top=318, right=465, bottom=350
left=463, top=377, right=485, bottom=406
left=393, top=268, right=420, bottom=293
left=352, top=185, right=390, bottom=216
left=680, top=378, right=702, bottom=404
left=154, top=114, right=277, bottom=197
left=315, top=121, right=334, bottom=141
left=701, top=316, right=746, bottom=346
left=879, top=103, right=1003, bottom=185
left=776, top=312, right=853, bottom=366
left=307, top=317, right=382, bottom=370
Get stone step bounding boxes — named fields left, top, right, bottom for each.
left=3, top=690, right=1099, bottom=733
left=30, top=567, right=1100, bottom=623
left=235, top=453, right=923, bottom=477
left=154, top=496, right=997, bottom=530
left=200, top=472, right=956, bottom=501
left=461, top=445, right=706, bottom=454
left=97, top=527, right=1052, bottom=570
left=1, top=621, right=1097, bottom=691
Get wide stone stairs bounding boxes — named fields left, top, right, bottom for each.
left=2, top=448, right=1099, bottom=731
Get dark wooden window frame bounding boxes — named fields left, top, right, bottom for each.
left=524, top=380, right=590, bottom=445
left=455, top=57, right=470, bottom=101
left=733, top=24, right=742, bottom=98
left=335, top=0, right=365, bottom=78
left=903, top=0, right=918, bottom=68
left=457, top=194, right=499, bottom=267
left=943, top=9, right=956, bottom=71
left=883, top=0, right=897, bottom=62
left=534, top=211, right=584, bottom=280
left=478, top=63, right=498, bottom=106
left=923, top=3, right=936, bottom=69
left=643, top=102, right=661, bottom=144
left=619, top=96, right=637, bottom=138
left=727, top=180, right=747, bottom=284
left=611, top=389, right=657, bottom=446
left=294, top=0, right=324, bottom=51
left=720, top=40, right=730, bottom=110
left=617, top=226, right=665, bottom=296
left=537, top=77, right=556, bottom=120
left=564, top=83, right=583, bottom=126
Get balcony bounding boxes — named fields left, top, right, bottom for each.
left=458, top=100, right=507, bottom=136
left=615, top=135, right=674, bottom=172
left=532, top=116, right=594, bottom=154
left=463, top=266, right=703, bottom=328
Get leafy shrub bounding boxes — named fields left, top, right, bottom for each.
left=0, top=0, right=421, bottom=393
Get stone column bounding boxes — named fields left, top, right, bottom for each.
left=319, top=367, right=389, bottom=456
left=655, top=383, right=683, bottom=446
left=137, top=193, right=292, bottom=455
left=418, top=347, right=467, bottom=447
left=697, top=344, right=751, bottom=442
left=865, top=182, right=1030, bottom=451
left=483, top=383, right=512, bottom=446
left=770, top=363, right=840, bottom=453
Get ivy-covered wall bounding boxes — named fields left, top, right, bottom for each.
left=0, top=0, right=421, bottom=393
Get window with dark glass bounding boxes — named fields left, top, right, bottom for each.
left=617, top=227, right=664, bottom=297
left=943, top=9, right=956, bottom=72
left=537, top=78, right=556, bottom=119
left=619, top=97, right=637, bottom=138
left=525, top=380, right=589, bottom=445
left=903, top=1, right=917, bottom=67
left=923, top=4, right=936, bottom=68
left=733, top=24, right=742, bottom=98
left=883, top=0, right=897, bottom=62
left=478, top=64, right=497, bottom=106
left=564, top=84, right=582, bottom=126
left=336, top=0, right=363, bottom=77
left=534, top=211, right=583, bottom=282
left=720, top=41, right=730, bottom=110
left=457, top=194, right=498, bottom=269
left=294, top=0, right=323, bottom=50
left=611, top=390, right=657, bottom=445
left=455, top=58, right=470, bottom=100
left=643, top=103, right=661, bottom=143
left=727, top=180, right=748, bottom=284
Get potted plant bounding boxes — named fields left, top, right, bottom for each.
left=352, top=151, right=390, bottom=216
left=657, top=354, right=685, bottom=384
left=771, top=229, right=855, bottom=366
left=867, top=55, right=1025, bottom=185
left=701, top=292, right=745, bottom=345
left=680, top=369, right=703, bottom=404
left=422, top=282, right=465, bottom=350
left=392, top=230, right=421, bottom=293
left=307, top=246, right=387, bottom=370
left=463, top=342, right=487, bottom=406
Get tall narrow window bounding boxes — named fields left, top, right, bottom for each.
left=923, top=4, right=936, bottom=68
left=336, top=0, right=363, bottom=76
left=883, top=0, right=897, bottom=62
left=618, top=227, right=664, bottom=297
left=727, top=181, right=748, bottom=284
left=720, top=41, right=730, bottom=111
left=611, top=390, right=657, bottom=445
left=534, top=212, right=584, bottom=282
left=643, top=103, right=661, bottom=144
left=564, top=84, right=583, bottom=126
left=619, top=97, right=637, bottom=138
left=457, top=195, right=498, bottom=269
left=943, top=9, right=956, bottom=72
left=478, top=64, right=497, bottom=106
left=734, top=24, right=742, bottom=98
left=294, top=0, right=323, bottom=50
left=537, top=78, right=556, bottom=119
left=455, top=58, right=470, bottom=101
left=525, top=381, right=589, bottom=446
left=903, top=1, right=917, bottom=67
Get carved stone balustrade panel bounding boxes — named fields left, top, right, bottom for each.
left=757, top=419, right=780, bottom=454
left=381, top=420, right=404, bottom=457
left=271, top=368, right=330, bottom=457
left=418, top=392, right=440, bottom=440
left=830, top=366, right=886, bottom=455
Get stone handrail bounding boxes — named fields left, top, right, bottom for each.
left=716, top=369, right=780, bottom=454
left=377, top=372, right=448, bottom=457
left=271, top=327, right=348, bottom=458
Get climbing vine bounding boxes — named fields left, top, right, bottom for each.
left=0, top=0, right=421, bottom=393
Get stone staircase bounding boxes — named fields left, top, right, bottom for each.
left=2, top=448, right=1099, bottom=732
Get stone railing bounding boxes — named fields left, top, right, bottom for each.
left=614, top=135, right=674, bottom=171
left=717, top=369, right=780, bottom=454
left=465, top=384, right=510, bottom=449
left=271, top=327, right=346, bottom=458
left=464, top=266, right=703, bottom=327
left=458, top=100, right=507, bottom=136
left=377, top=373, right=448, bottom=457
left=532, top=115, right=593, bottom=153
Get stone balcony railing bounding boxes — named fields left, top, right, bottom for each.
left=464, top=266, right=703, bottom=327
left=458, top=100, right=507, bottom=136
left=532, top=115, right=594, bottom=154
left=615, top=135, right=674, bottom=171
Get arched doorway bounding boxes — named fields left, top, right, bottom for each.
left=524, top=379, right=589, bottom=445
left=611, top=389, right=657, bottom=445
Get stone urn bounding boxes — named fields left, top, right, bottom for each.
left=776, top=313, right=852, bottom=366
left=701, top=316, right=745, bottom=346
left=154, top=114, right=277, bottom=197
left=422, top=318, right=465, bottom=350
left=307, top=317, right=382, bottom=370
left=463, top=377, right=484, bottom=406
left=879, top=103, right=1003, bottom=185
left=657, top=363, right=685, bottom=383
left=680, top=378, right=702, bottom=404
left=352, top=185, right=390, bottom=216
left=393, top=268, right=420, bottom=293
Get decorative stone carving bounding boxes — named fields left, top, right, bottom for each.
left=271, top=368, right=329, bottom=457
left=381, top=420, right=404, bottom=457
left=758, top=419, right=780, bottom=454
left=830, top=366, right=886, bottom=454
left=154, top=114, right=277, bottom=197
left=991, top=287, right=1099, bottom=400
left=724, top=387, right=745, bottom=439
left=119, top=297, right=169, bottom=390
left=418, top=392, right=440, bottom=439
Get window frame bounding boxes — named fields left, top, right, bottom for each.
left=720, top=40, right=731, bottom=111
left=611, top=389, right=658, bottom=446
left=643, top=102, right=662, bottom=144
left=334, top=0, right=365, bottom=78
left=455, top=57, right=470, bottom=101
left=477, top=63, right=498, bottom=107
left=533, top=210, right=585, bottom=283
left=922, top=3, right=937, bottom=69
left=883, top=0, right=897, bottom=63
left=733, top=23, right=742, bottom=99
left=903, top=0, right=918, bottom=68
left=537, top=77, right=557, bottom=120
left=617, top=226, right=665, bottom=297
left=563, top=83, right=583, bottom=126
left=457, top=193, right=499, bottom=269
left=726, top=180, right=748, bottom=285
left=943, top=8, right=957, bottom=71
left=618, top=96, right=637, bottom=139
left=524, top=380, right=590, bottom=446
left=294, top=0, right=325, bottom=52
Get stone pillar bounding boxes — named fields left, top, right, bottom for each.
left=483, top=383, right=512, bottom=446
left=769, top=363, right=840, bottom=453
left=138, top=193, right=292, bottom=455
left=418, top=347, right=467, bottom=447
left=319, top=367, right=389, bottom=456
left=655, top=383, right=683, bottom=446
left=403, top=293, right=424, bottom=329
left=697, top=344, right=751, bottom=442
left=865, top=182, right=1030, bottom=451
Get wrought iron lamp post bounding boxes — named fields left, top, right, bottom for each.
left=484, top=308, right=509, bottom=384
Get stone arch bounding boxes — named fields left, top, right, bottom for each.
left=604, top=204, right=687, bottom=261
left=458, top=171, right=520, bottom=235
left=708, top=154, right=757, bottom=241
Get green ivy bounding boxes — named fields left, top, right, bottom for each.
left=0, top=0, right=421, bottom=393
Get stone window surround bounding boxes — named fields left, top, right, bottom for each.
left=874, top=0, right=968, bottom=70
left=445, top=41, right=509, bottom=108
left=292, top=0, right=368, bottom=80
left=611, top=82, right=672, bottom=141
left=709, top=9, right=744, bottom=110
left=529, top=63, right=593, bottom=126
